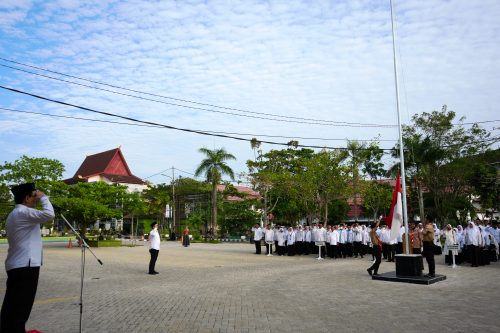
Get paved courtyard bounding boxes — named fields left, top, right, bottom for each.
left=1, top=241, right=499, bottom=333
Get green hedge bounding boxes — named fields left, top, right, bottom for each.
left=86, top=239, right=121, bottom=247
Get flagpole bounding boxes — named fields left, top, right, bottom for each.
left=390, top=0, right=410, bottom=254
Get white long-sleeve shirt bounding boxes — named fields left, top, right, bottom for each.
left=353, top=227, right=362, bottom=242
left=338, top=228, right=346, bottom=244
left=316, top=227, right=326, bottom=242
left=252, top=227, right=264, bottom=241
left=277, top=230, right=287, bottom=246
left=287, top=231, right=296, bottom=245
left=304, top=230, right=312, bottom=242
left=329, top=230, right=339, bottom=245
left=149, top=228, right=160, bottom=250
left=295, top=229, right=304, bottom=242
left=264, top=229, right=274, bottom=242
left=5, top=196, right=55, bottom=271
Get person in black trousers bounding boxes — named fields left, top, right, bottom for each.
left=148, top=222, right=160, bottom=275
left=422, top=216, right=436, bottom=277
left=367, top=221, right=382, bottom=276
left=1, top=183, right=55, bottom=333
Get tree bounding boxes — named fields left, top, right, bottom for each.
left=52, top=182, right=126, bottom=236
left=393, top=105, right=492, bottom=224
left=250, top=137, right=261, bottom=162
left=247, top=147, right=315, bottom=225
left=0, top=155, right=66, bottom=230
left=300, top=150, right=350, bottom=224
left=347, top=139, right=387, bottom=207
left=194, top=147, right=236, bottom=237
left=0, top=155, right=66, bottom=203
left=0, top=155, right=65, bottom=190
left=142, top=184, right=171, bottom=228
left=122, top=191, right=147, bottom=237
left=360, top=181, right=393, bottom=222
left=218, top=184, right=260, bottom=236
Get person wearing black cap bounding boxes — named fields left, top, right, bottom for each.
left=0, top=183, right=54, bottom=333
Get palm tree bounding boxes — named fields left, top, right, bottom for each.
left=195, top=147, right=236, bottom=237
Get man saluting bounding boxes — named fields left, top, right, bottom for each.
left=1, top=183, right=55, bottom=333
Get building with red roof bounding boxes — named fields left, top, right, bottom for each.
left=64, top=147, right=148, bottom=192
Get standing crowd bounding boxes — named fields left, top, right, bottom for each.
left=251, top=217, right=500, bottom=274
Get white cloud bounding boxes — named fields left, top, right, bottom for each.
left=0, top=0, right=498, bottom=180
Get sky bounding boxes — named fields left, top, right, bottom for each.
left=0, top=0, right=499, bottom=184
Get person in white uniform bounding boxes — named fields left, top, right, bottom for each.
left=287, top=227, right=296, bottom=256
left=251, top=224, right=264, bottom=254
left=148, top=222, right=161, bottom=275
left=264, top=224, right=274, bottom=255
left=1, top=183, right=54, bottom=333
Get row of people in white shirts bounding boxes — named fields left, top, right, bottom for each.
left=253, top=224, right=404, bottom=247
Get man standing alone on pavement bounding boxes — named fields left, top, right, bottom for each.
left=148, top=222, right=160, bottom=275
left=1, top=183, right=54, bottom=333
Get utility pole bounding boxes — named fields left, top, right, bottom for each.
left=171, top=166, right=176, bottom=237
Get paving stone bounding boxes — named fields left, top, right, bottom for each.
left=0, top=242, right=499, bottom=332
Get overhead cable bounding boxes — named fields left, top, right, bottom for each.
left=0, top=85, right=398, bottom=151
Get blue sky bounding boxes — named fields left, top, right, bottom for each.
left=0, top=0, right=499, bottom=184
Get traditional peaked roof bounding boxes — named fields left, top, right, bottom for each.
left=64, top=147, right=146, bottom=185
left=217, top=184, right=261, bottom=202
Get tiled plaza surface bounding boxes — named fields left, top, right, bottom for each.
left=0, top=241, right=499, bottom=333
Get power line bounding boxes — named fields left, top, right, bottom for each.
left=0, top=106, right=399, bottom=142
left=0, top=85, right=399, bottom=151
left=2, top=58, right=498, bottom=128
left=0, top=59, right=397, bottom=128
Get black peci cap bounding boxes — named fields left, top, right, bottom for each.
left=10, top=183, right=36, bottom=198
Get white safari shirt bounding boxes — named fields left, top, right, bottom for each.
left=149, top=228, right=160, bottom=250
left=5, top=196, right=55, bottom=271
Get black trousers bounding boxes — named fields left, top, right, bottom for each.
left=346, top=243, right=353, bottom=257
left=254, top=239, right=262, bottom=254
left=339, top=243, right=346, bottom=258
left=287, top=244, right=295, bottom=256
left=368, top=246, right=381, bottom=274
left=149, top=249, right=159, bottom=273
left=382, top=243, right=388, bottom=259
left=266, top=243, right=273, bottom=255
left=331, top=245, right=338, bottom=258
left=387, top=244, right=395, bottom=262
left=0, top=266, right=40, bottom=333
left=423, top=241, right=435, bottom=275
left=296, top=241, right=303, bottom=255
left=396, top=242, right=403, bottom=254
left=353, top=241, right=362, bottom=257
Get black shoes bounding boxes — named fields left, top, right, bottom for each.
left=148, top=271, right=159, bottom=275
left=367, top=268, right=372, bottom=276
left=424, top=273, right=435, bottom=278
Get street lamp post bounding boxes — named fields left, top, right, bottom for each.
left=162, top=167, right=175, bottom=238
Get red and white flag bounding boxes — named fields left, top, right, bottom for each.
left=386, top=174, right=403, bottom=241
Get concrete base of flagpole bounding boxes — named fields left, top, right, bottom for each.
left=371, top=271, right=446, bottom=285
left=394, top=254, right=423, bottom=276
left=372, top=254, right=446, bottom=285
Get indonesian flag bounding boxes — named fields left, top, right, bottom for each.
left=386, top=174, right=403, bottom=241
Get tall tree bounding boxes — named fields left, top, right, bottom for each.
left=194, top=147, right=236, bottom=237
left=53, top=182, right=126, bottom=236
left=360, top=181, right=393, bottom=222
left=393, top=105, right=492, bottom=224
left=301, top=150, right=350, bottom=224
left=0, top=155, right=65, bottom=192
